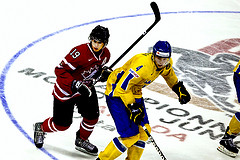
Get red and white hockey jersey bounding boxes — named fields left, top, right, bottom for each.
left=53, top=43, right=110, bottom=101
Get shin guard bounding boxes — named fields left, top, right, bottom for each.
left=228, top=112, right=240, bottom=135
left=99, top=137, right=127, bottom=160
left=41, top=117, right=70, bottom=132
left=126, top=140, right=145, bottom=160
left=78, top=117, right=98, bottom=140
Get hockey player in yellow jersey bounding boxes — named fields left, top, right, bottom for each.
left=96, top=41, right=191, bottom=160
left=218, top=60, right=240, bottom=158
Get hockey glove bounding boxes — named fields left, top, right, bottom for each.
left=172, top=81, right=191, bottom=104
left=99, top=66, right=112, bottom=82
left=126, top=103, right=145, bottom=125
left=72, top=80, right=92, bottom=97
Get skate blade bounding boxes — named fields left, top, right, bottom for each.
left=75, top=146, right=98, bottom=156
left=217, top=145, right=237, bottom=158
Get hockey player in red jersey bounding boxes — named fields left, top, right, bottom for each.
left=33, top=25, right=112, bottom=156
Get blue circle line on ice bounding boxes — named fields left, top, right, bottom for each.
left=0, top=10, right=240, bottom=159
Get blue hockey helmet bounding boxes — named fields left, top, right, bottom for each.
left=152, top=41, right=172, bottom=58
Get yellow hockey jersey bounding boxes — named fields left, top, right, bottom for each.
left=233, top=60, right=240, bottom=74
left=105, top=53, right=178, bottom=106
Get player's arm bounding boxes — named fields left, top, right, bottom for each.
left=114, top=67, right=143, bottom=106
left=161, top=58, right=178, bottom=88
left=54, top=48, right=79, bottom=91
left=161, top=58, right=190, bottom=104
left=115, top=55, right=147, bottom=105
left=55, top=47, right=91, bottom=96
left=90, top=48, right=112, bottom=83
left=97, top=66, right=113, bottom=82
left=115, top=61, right=147, bottom=125
left=115, top=68, right=145, bottom=125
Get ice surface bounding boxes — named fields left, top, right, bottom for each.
left=1, top=0, right=240, bottom=159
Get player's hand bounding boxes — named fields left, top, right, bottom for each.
left=72, top=80, right=92, bottom=97
left=126, top=103, right=145, bottom=125
left=99, top=66, right=112, bottom=82
left=172, top=81, right=191, bottom=104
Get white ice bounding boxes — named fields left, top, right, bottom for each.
left=1, top=0, right=240, bottom=159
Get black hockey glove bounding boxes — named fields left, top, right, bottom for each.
left=72, top=80, right=92, bottom=97
left=126, top=103, right=145, bottom=125
left=99, top=66, right=112, bottom=82
left=172, top=81, right=191, bottom=104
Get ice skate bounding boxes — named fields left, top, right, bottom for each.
left=217, top=127, right=239, bottom=158
left=33, top=122, right=46, bottom=148
left=75, top=137, right=98, bottom=156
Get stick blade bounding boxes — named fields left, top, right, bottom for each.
left=150, top=2, right=161, bottom=22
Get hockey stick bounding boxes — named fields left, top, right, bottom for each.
left=109, top=1, right=161, bottom=69
left=143, top=125, right=168, bottom=160
left=92, top=2, right=161, bottom=85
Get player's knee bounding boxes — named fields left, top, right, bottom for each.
left=119, top=134, right=140, bottom=148
left=83, top=112, right=100, bottom=120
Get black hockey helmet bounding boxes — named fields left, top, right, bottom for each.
left=89, top=25, right=110, bottom=45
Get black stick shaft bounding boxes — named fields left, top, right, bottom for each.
left=143, top=126, right=167, bottom=160
left=91, top=2, right=160, bottom=87
left=109, top=2, right=160, bottom=69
